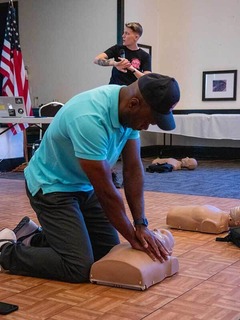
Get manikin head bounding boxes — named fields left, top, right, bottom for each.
left=181, top=157, right=198, bottom=170
left=229, top=206, right=240, bottom=227
left=153, top=229, right=174, bottom=255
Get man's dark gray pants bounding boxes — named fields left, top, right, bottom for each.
left=0, top=184, right=120, bottom=283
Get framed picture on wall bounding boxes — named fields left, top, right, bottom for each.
left=138, top=44, right=152, bottom=57
left=202, top=70, right=237, bottom=101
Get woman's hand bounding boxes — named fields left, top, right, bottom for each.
left=114, top=58, right=131, bottom=73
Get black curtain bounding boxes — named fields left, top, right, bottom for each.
left=0, top=1, right=18, bottom=95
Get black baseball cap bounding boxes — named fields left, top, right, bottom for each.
left=138, top=73, right=180, bottom=130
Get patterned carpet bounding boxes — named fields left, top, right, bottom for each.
left=1, top=159, right=240, bottom=199
left=117, top=158, right=240, bottom=199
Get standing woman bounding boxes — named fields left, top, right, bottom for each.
left=94, top=22, right=151, bottom=84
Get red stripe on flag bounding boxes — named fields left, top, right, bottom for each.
left=0, top=4, right=32, bottom=134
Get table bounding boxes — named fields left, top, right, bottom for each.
left=0, top=116, right=53, bottom=125
left=147, top=114, right=240, bottom=141
left=0, top=117, right=54, bottom=162
left=0, top=116, right=54, bottom=136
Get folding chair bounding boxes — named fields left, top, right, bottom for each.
left=31, top=101, right=63, bottom=157
left=39, top=101, right=64, bottom=139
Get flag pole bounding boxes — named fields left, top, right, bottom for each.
left=23, top=129, right=29, bottom=163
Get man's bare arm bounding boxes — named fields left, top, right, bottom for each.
left=79, top=156, right=169, bottom=262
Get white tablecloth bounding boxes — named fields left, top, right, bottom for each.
left=0, top=116, right=53, bottom=124
left=148, top=114, right=240, bottom=140
left=0, top=117, right=54, bottom=159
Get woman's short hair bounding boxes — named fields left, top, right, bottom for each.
left=125, top=22, right=143, bottom=37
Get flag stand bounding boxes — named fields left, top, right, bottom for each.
left=23, top=129, right=29, bottom=163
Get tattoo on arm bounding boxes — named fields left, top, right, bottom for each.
left=96, top=59, right=114, bottom=66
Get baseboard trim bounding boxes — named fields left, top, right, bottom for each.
left=141, top=145, right=240, bottom=160
left=0, top=157, right=25, bottom=172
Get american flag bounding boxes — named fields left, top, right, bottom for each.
left=0, top=3, right=32, bottom=135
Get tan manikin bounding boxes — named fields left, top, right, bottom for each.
left=152, top=157, right=198, bottom=170
left=167, top=205, right=240, bottom=234
left=90, top=229, right=179, bottom=290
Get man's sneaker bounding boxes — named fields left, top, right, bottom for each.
left=13, top=216, right=42, bottom=246
left=112, top=171, right=122, bottom=189
left=0, top=228, right=17, bottom=272
left=0, top=228, right=16, bottom=251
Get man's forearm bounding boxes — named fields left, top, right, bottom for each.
left=95, top=185, right=137, bottom=243
left=123, top=162, right=146, bottom=222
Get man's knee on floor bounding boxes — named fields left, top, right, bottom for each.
left=66, top=261, right=92, bottom=283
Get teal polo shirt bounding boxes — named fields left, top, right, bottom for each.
left=25, top=85, right=139, bottom=196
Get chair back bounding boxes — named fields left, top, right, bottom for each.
left=39, top=101, right=64, bottom=138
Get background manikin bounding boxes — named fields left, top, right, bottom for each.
left=167, top=205, right=240, bottom=234
left=152, top=157, right=198, bottom=170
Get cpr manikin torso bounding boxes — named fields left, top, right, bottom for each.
left=167, top=205, right=240, bottom=234
left=90, top=229, right=179, bottom=290
left=152, top=157, right=198, bottom=170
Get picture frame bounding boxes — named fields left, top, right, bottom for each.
left=202, top=70, right=237, bottom=101
left=138, top=44, right=152, bottom=57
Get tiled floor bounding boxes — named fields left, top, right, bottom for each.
left=1, top=178, right=240, bottom=319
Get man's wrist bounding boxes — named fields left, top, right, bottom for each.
left=131, top=68, right=137, bottom=73
left=134, top=218, right=148, bottom=227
